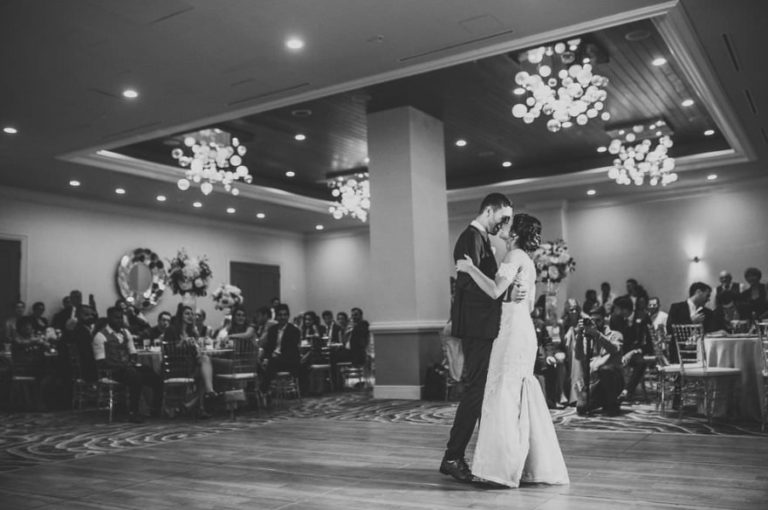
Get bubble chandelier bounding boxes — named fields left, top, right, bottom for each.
left=328, top=172, right=370, bottom=223
left=171, top=128, right=252, bottom=196
left=606, top=119, right=677, bottom=186
left=511, top=37, right=610, bottom=132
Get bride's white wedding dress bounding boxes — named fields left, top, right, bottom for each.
left=471, top=248, right=569, bottom=488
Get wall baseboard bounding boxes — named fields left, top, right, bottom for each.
left=373, top=385, right=422, bottom=400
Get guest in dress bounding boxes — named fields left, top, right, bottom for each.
left=597, top=282, right=616, bottom=315
left=253, top=306, right=274, bottom=346
left=582, top=290, right=599, bottom=319
left=164, top=305, right=215, bottom=418
left=29, top=302, right=49, bottom=335
left=739, top=267, right=767, bottom=320
left=195, top=309, right=214, bottom=339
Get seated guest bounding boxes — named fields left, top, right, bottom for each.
left=329, top=312, right=349, bottom=345
left=10, top=316, right=49, bottom=408
left=532, top=307, right=565, bottom=408
left=253, top=306, right=274, bottom=345
left=116, top=299, right=150, bottom=337
left=195, top=309, right=213, bottom=338
left=582, top=290, right=598, bottom=318
left=573, top=304, right=624, bottom=416
left=3, top=300, right=26, bottom=346
left=715, top=270, right=741, bottom=306
left=29, top=302, right=49, bottom=335
left=667, top=282, right=717, bottom=363
left=609, top=296, right=633, bottom=340
left=648, top=297, right=668, bottom=333
left=218, top=306, right=257, bottom=346
left=92, top=306, right=163, bottom=422
left=164, top=305, right=215, bottom=418
left=619, top=296, right=655, bottom=402
left=260, top=304, right=301, bottom=393
left=301, top=310, right=325, bottom=349
left=597, top=282, right=616, bottom=315
left=146, top=311, right=172, bottom=346
left=62, top=305, right=99, bottom=384
left=712, top=290, right=749, bottom=332
left=739, top=267, right=767, bottom=320
left=321, top=311, right=340, bottom=341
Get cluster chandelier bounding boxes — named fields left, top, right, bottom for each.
left=511, top=37, right=610, bottom=132
left=606, top=119, right=677, bottom=186
left=328, top=172, right=370, bottom=223
left=171, top=128, right=252, bottom=196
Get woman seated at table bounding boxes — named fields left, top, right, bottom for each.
left=164, top=305, right=215, bottom=418
left=11, top=317, right=51, bottom=408
left=739, top=267, right=768, bottom=320
left=212, top=305, right=258, bottom=372
left=300, top=310, right=326, bottom=362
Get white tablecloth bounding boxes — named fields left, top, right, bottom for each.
left=704, top=335, right=765, bottom=421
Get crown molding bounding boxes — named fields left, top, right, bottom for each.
left=62, top=150, right=334, bottom=214
left=0, top=184, right=304, bottom=241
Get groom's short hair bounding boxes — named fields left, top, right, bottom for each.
left=479, top=193, right=512, bottom=213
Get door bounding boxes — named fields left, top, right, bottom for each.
left=229, top=262, right=280, bottom=318
left=0, top=239, right=22, bottom=319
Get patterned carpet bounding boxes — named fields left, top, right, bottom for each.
left=1, top=392, right=765, bottom=473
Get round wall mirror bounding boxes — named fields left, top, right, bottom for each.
left=116, top=248, right=167, bottom=310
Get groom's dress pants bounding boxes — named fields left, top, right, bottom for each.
left=445, top=336, right=493, bottom=460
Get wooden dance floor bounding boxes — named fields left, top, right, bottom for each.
left=0, top=417, right=766, bottom=509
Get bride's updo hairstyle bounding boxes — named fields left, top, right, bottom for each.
left=511, top=213, right=542, bottom=252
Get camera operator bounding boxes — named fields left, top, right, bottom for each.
left=573, top=303, right=624, bottom=416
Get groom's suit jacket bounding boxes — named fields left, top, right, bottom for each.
left=451, top=225, right=501, bottom=340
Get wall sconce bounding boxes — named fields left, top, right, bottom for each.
left=691, top=256, right=702, bottom=263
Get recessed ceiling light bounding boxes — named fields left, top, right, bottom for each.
left=122, top=89, right=139, bottom=99
left=455, top=139, right=467, bottom=147
left=513, top=87, right=526, bottom=95
left=652, top=57, right=667, bottom=66
left=707, top=174, right=718, bottom=181
left=681, top=98, right=694, bottom=107
left=285, top=37, right=305, bottom=51
left=3, top=126, right=18, bottom=134
left=290, top=108, right=312, bottom=117
left=193, top=201, right=202, bottom=208
left=294, top=133, right=306, bottom=141
left=586, top=189, right=597, bottom=196
left=226, top=207, right=236, bottom=214
left=115, top=188, right=126, bottom=195
left=315, top=224, right=325, bottom=231
left=596, top=146, right=607, bottom=153
left=256, top=213, right=266, bottom=219
left=69, top=180, right=81, bottom=187
left=156, top=195, right=166, bottom=202
left=502, top=161, right=512, bottom=168
left=285, top=170, right=296, bottom=177
left=704, top=129, right=715, bottom=136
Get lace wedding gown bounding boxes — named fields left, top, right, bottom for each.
left=471, top=249, right=569, bottom=488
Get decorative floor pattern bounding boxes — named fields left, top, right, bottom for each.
left=1, top=391, right=765, bottom=473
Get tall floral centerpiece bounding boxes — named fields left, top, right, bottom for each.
left=211, top=283, right=243, bottom=313
left=532, top=239, right=576, bottom=324
left=167, top=249, right=212, bottom=307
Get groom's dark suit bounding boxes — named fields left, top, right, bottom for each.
left=445, top=223, right=501, bottom=461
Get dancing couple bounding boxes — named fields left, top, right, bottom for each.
left=440, top=193, right=569, bottom=488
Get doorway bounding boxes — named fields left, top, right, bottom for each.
left=0, top=239, right=22, bottom=319
left=229, top=262, right=280, bottom=318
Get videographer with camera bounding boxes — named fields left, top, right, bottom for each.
left=573, top=303, right=624, bottom=416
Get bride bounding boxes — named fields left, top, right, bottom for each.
left=456, top=213, right=569, bottom=488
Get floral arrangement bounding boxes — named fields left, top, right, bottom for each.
left=167, top=249, right=212, bottom=296
left=532, top=239, right=576, bottom=284
left=211, top=283, right=244, bottom=311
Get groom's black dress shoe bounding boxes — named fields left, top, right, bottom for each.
left=439, top=457, right=472, bottom=483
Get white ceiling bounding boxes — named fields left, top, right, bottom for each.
left=1, top=0, right=766, bottom=232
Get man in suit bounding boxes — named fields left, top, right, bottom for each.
left=666, top=282, right=716, bottom=363
left=260, top=303, right=301, bottom=393
left=715, top=271, right=740, bottom=306
left=440, top=193, right=514, bottom=483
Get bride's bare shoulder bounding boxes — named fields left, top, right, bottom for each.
left=502, top=248, right=527, bottom=262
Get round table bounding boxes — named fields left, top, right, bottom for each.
left=704, top=335, right=765, bottom=421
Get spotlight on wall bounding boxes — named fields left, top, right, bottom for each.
left=691, top=256, right=702, bottom=263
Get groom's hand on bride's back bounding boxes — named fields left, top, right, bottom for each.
left=509, top=283, right=527, bottom=302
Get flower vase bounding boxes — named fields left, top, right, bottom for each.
left=545, top=282, right=559, bottom=326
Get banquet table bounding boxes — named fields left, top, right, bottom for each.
left=136, top=347, right=233, bottom=375
left=704, top=334, right=765, bottom=421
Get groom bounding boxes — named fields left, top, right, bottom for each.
left=440, top=193, right=514, bottom=482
